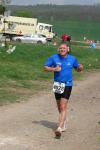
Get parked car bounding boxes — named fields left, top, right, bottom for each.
left=12, top=34, right=47, bottom=44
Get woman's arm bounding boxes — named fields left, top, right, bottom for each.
left=44, top=65, right=61, bottom=72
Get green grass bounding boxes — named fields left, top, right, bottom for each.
left=0, top=17, right=100, bottom=105
left=52, top=20, right=100, bottom=41
left=0, top=40, right=100, bottom=105
left=71, top=45, right=100, bottom=79
left=0, top=43, right=55, bottom=104
left=0, top=44, right=54, bottom=79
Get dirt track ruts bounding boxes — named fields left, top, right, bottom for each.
left=0, top=72, right=100, bottom=150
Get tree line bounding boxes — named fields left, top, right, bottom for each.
left=8, top=5, right=100, bottom=22
left=0, top=4, right=100, bottom=22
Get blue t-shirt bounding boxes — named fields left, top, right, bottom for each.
left=44, top=54, right=80, bottom=86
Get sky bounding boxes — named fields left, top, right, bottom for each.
left=10, top=0, right=100, bottom=5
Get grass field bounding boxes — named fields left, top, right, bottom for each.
left=52, top=20, right=100, bottom=41
left=0, top=14, right=100, bottom=105
left=0, top=41, right=100, bottom=105
left=6, top=5, right=100, bottom=41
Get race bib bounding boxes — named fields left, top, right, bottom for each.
left=53, top=82, right=65, bottom=94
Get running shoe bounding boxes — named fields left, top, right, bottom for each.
left=61, top=120, right=67, bottom=132
left=55, top=127, right=62, bottom=138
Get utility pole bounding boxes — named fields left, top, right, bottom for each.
left=3, top=17, right=7, bottom=47
left=1, top=0, right=11, bottom=47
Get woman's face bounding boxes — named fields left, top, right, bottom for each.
left=58, top=44, right=69, bottom=57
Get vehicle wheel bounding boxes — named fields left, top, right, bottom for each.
left=47, top=38, right=52, bottom=42
left=37, top=41, right=42, bottom=44
left=16, top=39, right=21, bottom=42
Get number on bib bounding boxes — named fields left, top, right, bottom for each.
left=53, top=82, right=65, bottom=94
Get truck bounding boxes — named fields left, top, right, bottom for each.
left=0, top=15, right=55, bottom=40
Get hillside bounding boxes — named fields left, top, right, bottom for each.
left=7, top=5, right=100, bottom=22
left=0, top=43, right=100, bottom=105
left=6, top=5, right=100, bottom=41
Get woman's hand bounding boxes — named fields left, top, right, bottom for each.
left=44, top=65, right=61, bottom=72
left=76, top=64, right=83, bottom=72
left=54, top=65, right=61, bottom=72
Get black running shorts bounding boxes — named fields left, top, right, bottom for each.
left=54, top=86, right=72, bottom=100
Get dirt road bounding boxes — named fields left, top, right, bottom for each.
left=0, top=72, right=100, bottom=150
